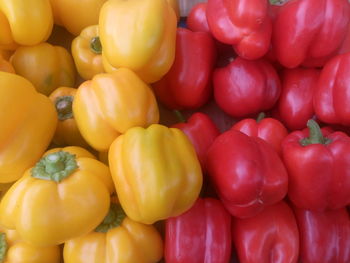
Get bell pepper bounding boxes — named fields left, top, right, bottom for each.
left=165, top=198, right=231, bottom=263
left=233, top=201, right=299, bottom=263
left=167, top=0, right=180, bottom=21
left=171, top=112, right=220, bottom=172
left=206, top=129, right=288, bottom=218
left=73, top=69, right=159, bottom=152
left=206, top=0, right=272, bottom=60
left=108, top=124, right=203, bottom=224
left=273, top=0, right=350, bottom=68
left=213, top=57, right=281, bottom=118
left=71, top=25, right=104, bottom=80
left=282, top=120, right=350, bottom=210
left=294, top=206, right=350, bottom=263
left=49, top=87, right=89, bottom=148
left=314, top=52, right=350, bottom=126
left=0, top=146, right=114, bottom=246
left=10, top=42, right=76, bottom=95
left=0, top=0, right=53, bottom=47
left=99, top=0, right=177, bottom=83
left=231, top=113, right=288, bottom=155
left=0, top=72, right=57, bottom=183
left=64, top=203, right=163, bottom=263
left=187, top=2, right=210, bottom=33
left=0, top=227, right=61, bottom=263
left=0, top=57, right=14, bottom=73
left=277, top=68, right=319, bottom=130
left=153, top=27, right=216, bottom=109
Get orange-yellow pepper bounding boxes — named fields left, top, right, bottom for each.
left=108, top=124, right=203, bottom=224
left=0, top=146, right=114, bottom=246
left=0, top=72, right=57, bottom=183
left=0, top=57, right=14, bottom=73
left=73, top=69, right=159, bottom=152
left=10, top=42, right=76, bottom=95
left=168, top=0, right=180, bottom=21
left=71, top=25, right=104, bottom=80
left=99, top=0, right=176, bottom=83
left=49, top=87, right=89, bottom=148
left=63, top=203, right=163, bottom=263
left=0, top=0, right=53, bottom=47
left=0, top=227, right=61, bottom=263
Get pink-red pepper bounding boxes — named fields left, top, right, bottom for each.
left=165, top=197, right=232, bottom=263
left=186, top=2, right=210, bottom=33
left=233, top=201, right=299, bottom=263
left=206, top=129, right=288, bottom=218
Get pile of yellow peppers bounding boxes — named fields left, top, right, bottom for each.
left=0, top=0, right=203, bottom=262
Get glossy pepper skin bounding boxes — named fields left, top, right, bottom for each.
left=206, top=129, right=288, bottom=218
left=0, top=146, right=114, bottom=246
left=71, top=25, right=104, bottom=80
left=10, top=42, right=76, bottom=96
left=0, top=72, right=57, bottom=183
left=231, top=113, right=288, bottom=155
left=0, top=0, right=53, bottom=47
left=108, top=124, right=203, bottom=224
left=233, top=201, right=299, bottom=263
left=314, top=52, right=350, bottom=126
left=64, top=203, right=163, bottom=263
left=187, top=2, right=210, bottom=33
left=213, top=58, right=281, bottom=118
left=277, top=68, right=319, bottom=130
left=0, top=57, right=14, bottom=73
left=171, top=112, right=220, bottom=172
left=273, top=0, right=350, bottom=68
left=73, top=69, right=159, bottom=152
left=282, top=120, right=350, bottom=210
left=0, top=227, right=61, bottom=263
left=99, top=0, right=176, bottom=84
left=153, top=28, right=216, bottom=109
left=165, top=198, right=231, bottom=263
left=49, top=87, right=89, bottom=148
left=294, top=207, right=350, bottom=263
left=206, top=0, right=272, bottom=60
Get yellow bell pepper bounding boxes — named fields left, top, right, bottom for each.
left=0, top=57, right=14, bottom=73
left=71, top=25, right=104, bottom=80
left=0, top=0, right=53, bottom=46
left=168, top=0, right=180, bottom=21
left=0, top=146, right=114, bottom=246
left=0, top=227, right=61, bottom=263
left=50, top=0, right=107, bottom=36
left=49, top=87, right=89, bottom=148
left=10, top=42, right=76, bottom=95
left=0, top=72, right=57, bottom=183
left=63, top=203, right=163, bottom=263
left=73, top=69, right=159, bottom=152
left=108, top=124, right=203, bottom=224
left=99, top=0, right=176, bottom=83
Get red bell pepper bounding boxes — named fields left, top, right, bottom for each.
left=294, top=206, right=350, bottom=263
left=282, top=120, right=350, bottom=210
left=172, top=112, right=220, bottom=172
left=213, top=57, right=281, bottom=118
left=206, top=0, right=272, bottom=60
left=273, top=0, right=350, bottom=68
left=153, top=27, right=216, bottom=110
left=187, top=2, right=210, bottom=33
left=206, top=129, right=288, bottom=218
left=314, top=52, right=350, bottom=126
left=231, top=113, right=288, bottom=155
left=233, top=201, right=299, bottom=263
left=165, top=197, right=232, bottom=263
left=277, top=68, right=319, bottom=130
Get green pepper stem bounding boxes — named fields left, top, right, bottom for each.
left=95, top=204, right=126, bottom=233
left=269, top=0, right=287, bottom=5
left=256, top=112, right=266, bottom=123
left=90, top=36, right=102, bottom=54
left=0, top=233, right=7, bottom=263
left=55, top=96, right=73, bottom=121
left=31, top=151, right=78, bottom=182
left=173, top=110, right=186, bottom=123
left=300, top=119, right=331, bottom=146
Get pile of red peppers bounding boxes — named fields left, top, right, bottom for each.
left=158, top=0, right=350, bottom=262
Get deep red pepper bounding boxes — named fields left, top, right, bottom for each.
left=206, top=129, right=288, bottom=218
left=186, top=2, right=210, bottom=33
left=213, top=57, right=281, bottom=118
left=282, top=120, right=350, bottom=210
left=272, top=0, right=350, bottom=68
left=294, top=206, right=350, bottom=263
left=314, top=52, right=350, bottom=126
left=165, top=197, right=232, bottom=263
left=206, top=0, right=272, bottom=60
left=153, top=27, right=216, bottom=110
left=233, top=201, right=299, bottom=263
